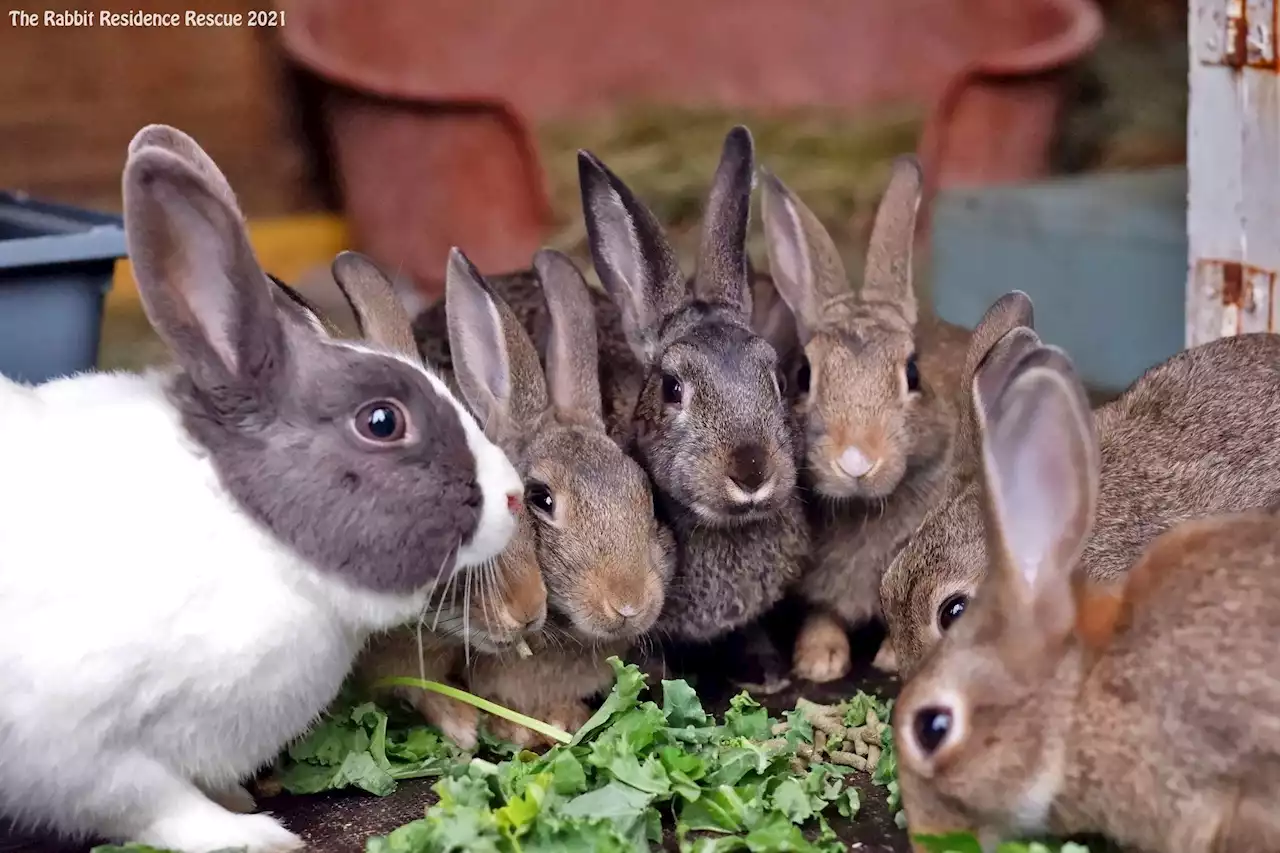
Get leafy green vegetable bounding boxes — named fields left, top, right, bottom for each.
left=362, top=658, right=880, bottom=853
left=274, top=689, right=462, bottom=796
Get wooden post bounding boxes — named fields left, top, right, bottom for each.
left=1187, top=0, right=1280, bottom=346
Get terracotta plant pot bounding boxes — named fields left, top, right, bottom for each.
left=279, top=0, right=1102, bottom=301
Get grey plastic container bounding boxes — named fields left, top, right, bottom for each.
left=930, top=167, right=1187, bottom=397
left=0, top=191, right=127, bottom=385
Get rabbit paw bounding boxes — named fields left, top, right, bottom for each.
left=487, top=700, right=592, bottom=750
left=545, top=700, right=593, bottom=738
left=871, top=638, right=899, bottom=674
left=486, top=716, right=542, bottom=751
left=414, top=691, right=481, bottom=751
left=202, top=782, right=257, bottom=814
left=140, top=810, right=303, bottom=853
left=793, top=612, right=851, bottom=683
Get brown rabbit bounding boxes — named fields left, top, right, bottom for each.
left=880, top=297, right=1280, bottom=680
left=414, top=128, right=808, bottom=656
left=438, top=247, right=675, bottom=747
left=757, top=157, right=971, bottom=682
left=894, top=342, right=1280, bottom=853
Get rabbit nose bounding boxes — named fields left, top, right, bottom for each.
left=605, top=601, right=642, bottom=623
left=523, top=608, right=546, bottom=632
left=838, top=446, right=878, bottom=478
left=727, top=443, right=770, bottom=491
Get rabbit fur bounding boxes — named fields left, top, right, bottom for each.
left=366, top=247, right=675, bottom=748
left=894, top=340, right=1280, bottom=853
left=414, top=127, right=809, bottom=646
left=881, top=293, right=1280, bottom=679
left=757, top=157, right=971, bottom=683
left=0, top=126, right=521, bottom=853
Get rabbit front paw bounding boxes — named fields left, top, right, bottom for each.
left=793, top=611, right=851, bottom=683
left=139, top=809, right=303, bottom=853
left=201, top=782, right=257, bottom=814
left=412, top=690, right=481, bottom=751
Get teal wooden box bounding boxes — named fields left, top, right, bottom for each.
left=929, top=167, right=1187, bottom=396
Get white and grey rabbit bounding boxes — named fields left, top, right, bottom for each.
left=0, top=125, right=522, bottom=853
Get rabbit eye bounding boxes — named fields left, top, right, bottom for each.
left=912, top=706, right=953, bottom=756
left=938, top=593, right=968, bottom=631
left=525, top=481, right=555, bottom=516
left=796, top=357, right=811, bottom=394
left=660, top=372, right=683, bottom=405
left=905, top=353, right=921, bottom=393
left=355, top=400, right=408, bottom=444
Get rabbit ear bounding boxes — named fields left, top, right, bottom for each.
left=266, top=273, right=335, bottom=338
left=978, top=346, right=1098, bottom=643
left=950, top=291, right=1039, bottom=470
left=759, top=167, right=848, bottom=344
left=330, top=251, right=420, bottom=361
left=693, top=125, right=755, bottom=317
left=128, top=125, right=241, bottom=215
left=579, top=150, right=686, bottom=365
left=534, top=249, right=605, bottom=427
left=445, top=249, right=548, bottom=431
left=123, top=145, right=285, bottom=395
left=861, top=156, right=924, bottom=327
left=963, top=290, right=1035, bottom=390
left=749, top=270, right=802, bottom=364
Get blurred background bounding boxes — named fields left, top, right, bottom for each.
left=0, top=0, right=1187, bottom=391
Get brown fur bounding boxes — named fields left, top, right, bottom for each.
left=370, top=248, right=674, bottom=747
left=895, top=346, right=1280, bottom=852
left=416, top=128, right=809, bottom=644
left=882, top=328, right=1280, bottom=679
left=758, top=160, right=972, bottom=681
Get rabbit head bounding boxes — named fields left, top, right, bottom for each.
left=579, top=126, right=798, bottom=525
left=893, top=342, right=1102, bottom=846
left=446, top=248, right=673, bottom=643
left=760, top=157, right=949, bottom=501
left=326, top=251, right=547, bottom=654
left=879, top=292, right=1038, bottom=678
left=122, top=126, right=522, bottom=610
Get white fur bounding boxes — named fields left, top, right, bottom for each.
left=0, top=365, right=519, bottom=852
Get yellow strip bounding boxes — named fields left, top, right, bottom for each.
left=106, top=213, right=350, bottom=307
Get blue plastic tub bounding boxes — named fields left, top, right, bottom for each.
left=0, top=192, right=127, bottom=385
left=930, top=167, right=1187, bottom=397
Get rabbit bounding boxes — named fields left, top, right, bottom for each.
left=893, top=342, right=1280, bottom=853
left=411, top=128, right=808, bottom=691
left=263, top=250, right=547, bottom=752
left=370, top=247, right=675, bottom=748
left=880, top=291, right=1280, bottom=681
left=433, top=127, right=808, bottom=644
left=758, top=156, right=972, bottom=683
left=0, top=125, right=523, bottom=853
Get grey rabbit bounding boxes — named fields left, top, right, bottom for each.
left=413, top=127, right=810, bottom=650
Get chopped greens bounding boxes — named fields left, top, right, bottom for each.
left=88, top=664, right=1098, bottom=853
left=272, top=688, right=465, bottom=796
left=362, top=658, right=897, bottom=853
